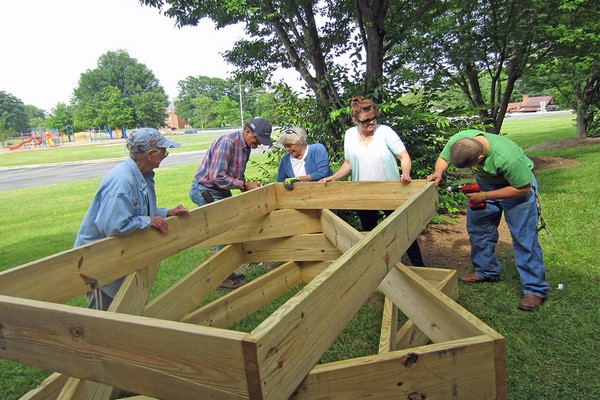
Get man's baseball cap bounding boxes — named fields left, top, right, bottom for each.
left=248, top=118, right=273, bottom=146
left=126, top=128, right=181, bottom=153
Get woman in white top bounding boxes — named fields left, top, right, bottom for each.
left=321, top=96, right=424, bottom=266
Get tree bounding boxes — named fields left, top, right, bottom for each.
left=47, top=102, right=74, bottom=133
left=0, top=91, right=29, bottom=133
left=174, top=76, right=238, bottom=124
left=393, top=0, right=577, bottom=133
left=139, top=0, right=438, bottom=137
left=72, top=50, right=168, bottom=128
left=524, top=0, right=600, bottom=138
left=191, top=95, right=216, bottom=129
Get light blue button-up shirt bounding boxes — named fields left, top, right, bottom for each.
left=74, top=158, right=168, bottom=299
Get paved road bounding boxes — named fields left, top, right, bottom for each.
left=0, top=146, right=271, bottom=192
left=0, top=150, right=207, bottom=192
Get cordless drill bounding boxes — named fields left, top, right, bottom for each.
left=447, top=183, right=486, bottom=210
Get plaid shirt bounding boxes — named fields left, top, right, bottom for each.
left=193, top=130, right=251, bottom=190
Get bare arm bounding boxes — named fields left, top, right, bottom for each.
left=426, top=157, right=449, bottom=186
left=396, top=150, right=412, bottom=183
left=320, top=159, right=351, bottom=182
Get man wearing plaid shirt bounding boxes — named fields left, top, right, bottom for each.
left=189, top=118, right=272, bottom=289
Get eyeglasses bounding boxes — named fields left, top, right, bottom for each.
left=357, top=117, right=377, bottom=126
left=284, top=129, right=296, bottom=135
left=151, top=148, right=168, bottom=157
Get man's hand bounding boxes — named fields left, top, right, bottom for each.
left=283, top=177, right=301, bottom=190
left=426, top=172, right=442, bottom=186
left=167, top=204, right=189, bottom=217
left=150, top=216, right=169, bottom=234
left=243, top=181, right=261, bottom=191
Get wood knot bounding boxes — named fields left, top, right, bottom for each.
left=70, top=326, right=85, bottom=338
left=404, top=352, right=419, bottom=367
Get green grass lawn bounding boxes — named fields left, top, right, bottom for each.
left=1, top=113, right=598, bottom=399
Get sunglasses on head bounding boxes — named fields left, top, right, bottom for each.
left=357, top=117, right=377, bottom=125
left=284, top=129, right=296, bottom=134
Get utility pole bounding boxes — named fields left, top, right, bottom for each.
left=239, top=83, right=244, bottom=127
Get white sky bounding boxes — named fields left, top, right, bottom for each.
left=0, top=0, right=302, bottom=112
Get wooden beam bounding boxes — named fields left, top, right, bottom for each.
left=196, top=209, right=321, bottom=247
left=379, top=263, right=507, bottom=398
left=298, top=261, right=334, bottom=283
left=0, top=186, right=276, bottom=303
left=244, top=183, right=438, bottom=399
left=242, top=234, right=342, bottom=262
left=23, top=263, right=163, bottom=400
left=293, top=336, right=502, bottom=399
left=276, top=180, right=430, bottom=210
left=379, top=263, right=495, bottom=342
left=394, top=268, right=458, bottom=350
left=320, top=209, right=363, bottom=252
left=183, top=262, right=303, bottom=328
left=143, top=244, right=245, bottom=321
left=20, top=373, right=70, bottom=400
left=0, top=295, right=249, bottom=400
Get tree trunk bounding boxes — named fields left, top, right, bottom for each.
left=574, top=109, right=588, bottom=139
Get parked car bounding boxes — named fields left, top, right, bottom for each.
left=184, top=128, right=198, bottom=134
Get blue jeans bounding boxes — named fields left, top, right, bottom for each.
left=466, top=179, right=548, bottom=297
left=189, top=180, right=231, bottom=207
left=189, top=180, right=232, bottom=252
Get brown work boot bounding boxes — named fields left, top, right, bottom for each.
left=458, top=272, right=498, bottom=284
left=518, top=294, right=545, bottom=311
left=219, top=278, right=246, bottom=290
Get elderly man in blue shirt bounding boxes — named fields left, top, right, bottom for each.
left=75, top=128, right=189, bottom=310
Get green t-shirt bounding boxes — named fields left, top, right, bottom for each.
left=440, top=130, right=534, bottom=187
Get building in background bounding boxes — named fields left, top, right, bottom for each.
left=507, top=94, right=555, bottom=113
left=164, top=103, right=187, bottom=130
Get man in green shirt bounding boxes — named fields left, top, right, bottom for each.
left=427, top=130, right=548, bottom=311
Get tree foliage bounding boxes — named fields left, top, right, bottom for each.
left=47, top=102, right=74, bottom=133
left=72, top=50, right=168, bottom=129
left=174, top=75, right=282, bottom=128
left=0, top=91, right=30, bottom=133
left=139, top=0, right=439, bottom=138
left=392, top=0, right=581, bottom=134
left=523, top=0, right=600, bottom=138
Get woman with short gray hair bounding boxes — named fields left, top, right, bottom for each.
left=276, top=127, right=333, bottom=190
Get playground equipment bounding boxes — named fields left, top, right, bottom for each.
left=7, top=135, right=42, bottom=150
left=0, top=181, right=506, bottom=399
left=6, top=130, right=60, bottom=150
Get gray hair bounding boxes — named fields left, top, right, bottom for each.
left=277, top=127, right=307, bottom=146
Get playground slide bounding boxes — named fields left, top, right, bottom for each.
left=8, top=136, right=42, bottom=150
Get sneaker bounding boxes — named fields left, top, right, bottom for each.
left=228, top=272, right=246, bottom=280
left=219, top=278, right=246, bottom=290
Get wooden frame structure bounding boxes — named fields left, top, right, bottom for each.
left=0, top=181, right=506, bottom=399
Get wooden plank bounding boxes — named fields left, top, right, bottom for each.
left=183, top=262, right=303, bottom=328
left=379, top=263, right=498, bottom=342
left=320, top=209, right=364, bottom=252
left=293, top=336, right=500, bottom=399
left=56, top=378, right=113, bottom=400
left=298, top=261, right=334, bottom=283
left=378, top=297, right=398, bottom=353
left=244, top=183, right=438, bottom=399
left=394, top=268, right=458, bottom=350
left=276, top=180, right=429, bottom=210
left=0, top=186, right=277, bottom=303
left=143, top=244, right=245, bottom=321
left=242, top=234, right=342, bottom=262
left=0, top=295, right=249, bottom=400
left=20, top=373, right=70, bottom=400
left=33, top=263, right=163, bottom=400
left=196, top=209, right=321, bottom=246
